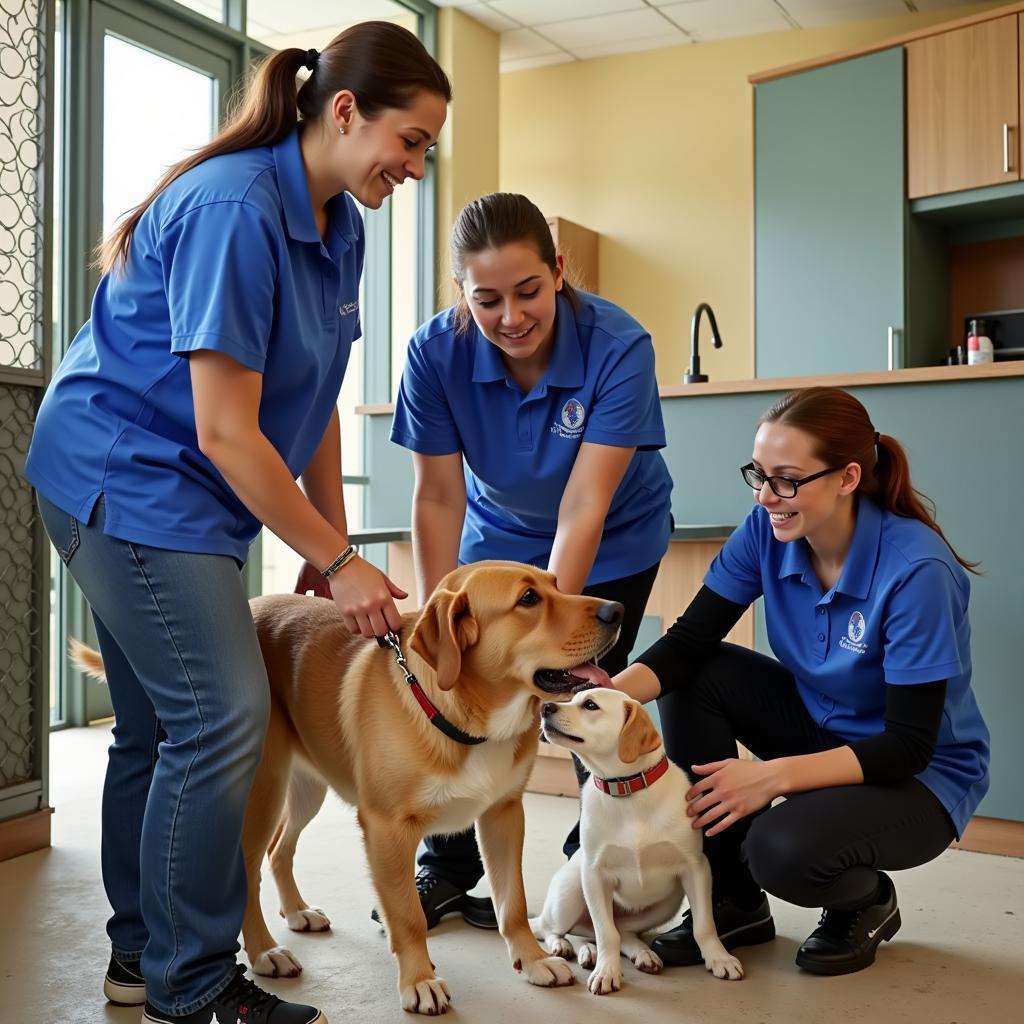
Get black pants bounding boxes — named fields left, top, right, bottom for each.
left=418, top=561, right=662, bottom=891
left=657, top=644, right=957, bottom=911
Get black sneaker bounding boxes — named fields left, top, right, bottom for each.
left=103, top=953, right=146, bottom=1006
left=142, top=964, right=324, bottom=1024
left=796, top=872, right=901, bottom=976
left=370, top=869, right=498, bottom=931
left=651, top=892, right=775, bottom=967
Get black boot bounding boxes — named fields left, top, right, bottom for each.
left=796, top=872, right=901, bottom=976
left=651, top=891, right=775, bottom=967
left=370, top=869, right=498, bottom=931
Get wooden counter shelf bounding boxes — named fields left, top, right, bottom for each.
left=356, top=362, right=1024, bottom=417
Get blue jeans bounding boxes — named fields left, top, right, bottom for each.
left=39, top=494, right=270, bottom=1015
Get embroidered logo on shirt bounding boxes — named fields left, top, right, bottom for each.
left=551, top=398, right=586, bottom=439
left=839, top=610, right=867, bottom=655
left=338, top=300, right=359, bottom=317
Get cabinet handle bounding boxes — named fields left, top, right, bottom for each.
left=1003, top=123, right=1011, bottom=174
left=888, top=326, right=901, bottom=371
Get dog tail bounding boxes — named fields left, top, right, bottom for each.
left=69, top=638, right=107, bottom=683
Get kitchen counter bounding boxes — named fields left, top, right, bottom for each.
left=356, top=362, right=1024, bottom=416
left=351, top=525, right=735, bottom=548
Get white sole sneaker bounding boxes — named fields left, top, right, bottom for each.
left=104, top=957, right=146, bottom=1006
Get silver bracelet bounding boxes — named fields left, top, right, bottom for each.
left=320, top=545, right=356, bottom=578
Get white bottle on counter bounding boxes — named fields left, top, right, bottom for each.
left=967, top=333, right=994, bottom=365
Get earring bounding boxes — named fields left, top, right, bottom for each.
left=338, top=125, right=346, bottom=136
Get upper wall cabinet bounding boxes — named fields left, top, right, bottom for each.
left=755, top=48, right=906, bottom=378
left=907, top=16, right=1021, bottom=198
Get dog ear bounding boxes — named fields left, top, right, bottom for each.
left=618, top=700, right=662, bottom=764
left=409, top=587, right=478, bottom=690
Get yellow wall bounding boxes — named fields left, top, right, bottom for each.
left=499, top=3, right=1004, bottom=384
left=436, top=9, right=500, bottom=308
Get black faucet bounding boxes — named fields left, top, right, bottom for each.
left=685, top=302, right=723, bottom=383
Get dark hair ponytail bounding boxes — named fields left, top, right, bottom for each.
left=449, top=192, right=582, bottom=335
left=99, top=21, right=451, bottom=273
left=762, top=386, right=979, bottom=573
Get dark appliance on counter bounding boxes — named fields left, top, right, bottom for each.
left=962, top=309, right=1024, bottom=362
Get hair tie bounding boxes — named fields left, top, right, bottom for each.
left=303, top=48, right=319, bottom=72
left=874, top=431, right=881, bottom=445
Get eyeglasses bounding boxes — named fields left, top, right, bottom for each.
left=740, top=462, right=842, bottom=498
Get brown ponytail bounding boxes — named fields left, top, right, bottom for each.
left=762, top=387, right=979, bottom=573
left=449, top=192, right=582, bottom=335
left=98, top=21, right=451, bottom=274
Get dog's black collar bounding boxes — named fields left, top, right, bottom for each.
left=377, top=631, right=486, bottom=746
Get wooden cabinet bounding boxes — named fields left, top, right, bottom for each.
left=546, top=216, right=599, bottom=294
left=907, top=16, right=1020, bottom=199
left=754, top=48, right=906, bottom=376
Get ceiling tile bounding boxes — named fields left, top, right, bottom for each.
left=776, top=0, right=906, bottom=30
left=570, top=33, right=692, bottom=60
left=500, top=26, right=563, bottom=59
left=459, top=4, right=519, bottom=32
left=540, top=8, right=680, bottom=49
left=489, top=0, right=645, bottom=27
left=501, top=53, right=577, bottom=73
left=661, top=0, right=792, bottom=40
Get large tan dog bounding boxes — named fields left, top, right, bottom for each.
left=76, top=561, right=621, bottom=1015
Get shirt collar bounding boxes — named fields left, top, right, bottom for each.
left=470, top=292, right=585, bottom=389
left=272, top=128, right=359, bottom=247
left=775, top=496, right=882, bottom=600
left=834, top=496, right=882, bottom=599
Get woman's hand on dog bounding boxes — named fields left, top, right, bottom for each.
left=327, top=556, right=408, bottom=638
left=685, top=758, right=780, bottom=837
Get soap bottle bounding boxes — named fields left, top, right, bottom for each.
left=967, top=318, right=994, bottom=365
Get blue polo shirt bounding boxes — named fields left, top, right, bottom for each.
left=705, top=499, right=990, bottom=835
left=26, top=128, right=364, bottom=563
left=390, top=291, right=673, bottom=584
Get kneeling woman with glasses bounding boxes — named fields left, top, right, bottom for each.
left=607, top=386, right=989, bottom=976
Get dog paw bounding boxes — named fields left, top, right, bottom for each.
left=522, top=955, right=574, bottom=988
left=587, top=960, right=623, bottom=995
left=284, top=907, right=331, bottom=932
left=400, top=977, right=451, bottom=1015
left=577, top=942, right=597, bottom=969
left=251, top=945, right=303, bottom=978
left=705, top=950, right=744, bottom=981
left=546, top=935, right=575, bottom=960
left=631, top=948, right=663, bottom=974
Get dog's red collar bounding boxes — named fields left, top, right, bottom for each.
left=592, top=754, right=669, bottom=797
left=377, top=631, right=486, bottom=746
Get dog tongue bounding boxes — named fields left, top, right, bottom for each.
left=569, top=663, right=612, bottom=689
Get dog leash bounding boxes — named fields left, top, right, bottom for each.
left=377, top=631, right=486, bottom=746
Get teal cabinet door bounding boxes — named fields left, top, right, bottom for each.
left=755, top=48, right=905, bottom=377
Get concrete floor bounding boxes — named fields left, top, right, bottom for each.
left=2, top=723, right=1021, bottom=1023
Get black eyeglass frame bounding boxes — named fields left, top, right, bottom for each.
left=739, top=462, right=843, bottom=498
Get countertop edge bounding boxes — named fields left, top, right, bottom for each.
left=350, top=526, right=736, bottom=545
left=356, top=363, right=1024, bottom=415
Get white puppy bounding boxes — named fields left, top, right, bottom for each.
left=530, top=688, right=743, bottom=994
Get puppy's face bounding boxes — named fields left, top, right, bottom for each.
left=408, top=561, right=621, bottom=700
left=540, top=688, right=662, bottom=775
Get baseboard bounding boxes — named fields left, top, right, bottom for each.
left=0, top=807, right=53, bottom=862
left=951, top=815, right=1024, bottom=858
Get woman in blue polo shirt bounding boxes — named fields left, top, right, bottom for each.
left=610, top=386, right=989, bottom=977
left=27, top=23, right=449, bottom=1024
left=389, top=192, right=673, bottom=929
